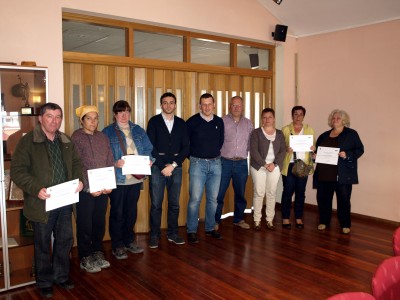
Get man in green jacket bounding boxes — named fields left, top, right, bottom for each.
left=10, top=103, right=83, bottom=298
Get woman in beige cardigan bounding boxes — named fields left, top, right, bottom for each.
left=250, top=108, right=286, bottom=231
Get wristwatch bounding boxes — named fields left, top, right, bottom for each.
left=171, top=162, right=178, bottom=168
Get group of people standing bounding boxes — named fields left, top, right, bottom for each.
left=9, top=94, right=363, bottom=298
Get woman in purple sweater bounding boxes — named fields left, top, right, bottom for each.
left=71, top=105, right=114, bottom=273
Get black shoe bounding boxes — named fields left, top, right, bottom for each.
left=40, top=287, right=53, bottom=298
left=205, top=230, right=222, bottom=239
left=295, top=223, right=304, bottom=229
left=282, top=223, right=292, bottom=229
left=57, top=279, right=74, bottom=290
left=187, top=233, right=199, bottom=243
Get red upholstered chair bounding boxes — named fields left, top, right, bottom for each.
left=326, top=292, right=375, bottom=300
left=393, top=227, right=400, bottom=256
left=372, top=256, right=400, bottom=300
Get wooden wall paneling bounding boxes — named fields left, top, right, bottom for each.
left=173, top=70, right=185, bottom=118
left=133, top=67, right=151, bottom=233
left=115, top=67, right=129, bottom=103
left=94, top=65, right=108, bottom=130
left=63, top=63, right=72, bottom=135
left=145, top=68, right=154, bottom=122
left=63, top=63, right=83, bottom=136
left=171, top=70, right=188, bottom=227
left=178, top=71, right=196, bottom=228
left=82, top=64, right=94, bottom=106
left=185, top=72, right=197, bottom=118
left=107, top=66, right=116, bottom=126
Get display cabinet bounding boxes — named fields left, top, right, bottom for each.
left=0, top=65, right=48, bottom=291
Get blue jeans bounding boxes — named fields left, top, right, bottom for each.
left=76, top=192, right=108, bottom=259
left=281, top=163, right=308, bottom=219
left=316, top=181, right=352, bottom=228
left=187, top=156, right=221, bottom=233
left=215, top=158, right=248, bottom=224
left=109, top=183, right=141, bottom=249
left=32, top=206, right=73, bottom=288
left=150, top=165, right=182, bottom=238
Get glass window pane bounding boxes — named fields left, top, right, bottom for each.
left=237, top=45, right=270, bottom=70
left=191, top=38, right=230, bottom=67
left=62, top=20, right=126, bottom=56
left=134, top=31, right=183, bottom=62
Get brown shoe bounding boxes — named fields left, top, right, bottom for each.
left=266, top=221, right=275, bottom=231
left=233, top=220, right=250, bottom=230
left=254, top=221, right=261, bottom=231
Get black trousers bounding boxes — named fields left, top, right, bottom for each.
left=76, top=192, right=108, bottom=259
left=316, top=181, right=352, bottom=228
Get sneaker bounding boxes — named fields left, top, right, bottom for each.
left=92, top=251, right=110, bottom=269
left=187, top=232, right=199, bottom=243
left=206, top=230, right=222, bottom=239
left=80, top=256, right=101, bottom=273
left=266, top=221, right=275, bottom=231
left=317, top=224, right=326, bottom=231
left=112, top=247, right=128, bottom=260
left=167, top=235, right=185, bottom=245
left=125, top=241, right=144, bottom=254
left=342, top=227, right=351, bottom=234
left=233, top=220, right=250, bottom=229
left=254, top=221, right=261, bottom=231
left=149, top=236, right=159, bottom=249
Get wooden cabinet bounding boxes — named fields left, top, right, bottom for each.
left=0, top=65, right=47, bottom=291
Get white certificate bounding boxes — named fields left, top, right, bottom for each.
left=290, top=135, right=313, bottom=152
left=45, top=179, right=79, bottom=212
left=87, top=166, right=116, bottom=193
left=315, top=146, right=340, bottom=165
left=122, top=155, right=151, bottom=176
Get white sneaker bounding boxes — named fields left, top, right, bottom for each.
left=92, top=251, right=110, bottom=269
left=342, top=228, right=351, bottom=234
left=80, top=256, right=101, bottom=273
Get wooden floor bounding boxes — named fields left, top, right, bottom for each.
left=0, top=205, right=398, bottom=300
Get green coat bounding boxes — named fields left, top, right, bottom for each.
left=10, top=124, right=83, bottom=223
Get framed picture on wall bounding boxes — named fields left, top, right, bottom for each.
left=8, top=180, right=24, bottom=201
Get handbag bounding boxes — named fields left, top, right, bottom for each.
left=114, top=127, right=145, bottom=180
left=291, top=152, right=313, bottom=178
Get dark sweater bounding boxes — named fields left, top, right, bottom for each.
left=146, top=114, right=190, bottom=170
left=71, top=128, right=114, bottom=191
left=313, top=127, right=364, bottom=187
left=186, top=113, right=224, bottom=159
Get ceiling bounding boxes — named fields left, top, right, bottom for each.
left=258, top=0, right=400, bottom=37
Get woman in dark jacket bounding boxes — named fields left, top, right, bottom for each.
left=313, top=109, right=364, bottom=234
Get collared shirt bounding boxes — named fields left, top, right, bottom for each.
left=46, top=132, right=67, bottom=185
left=161, top=112, right=174, bottom=133
left=200, top=112, right=214, bottom=122
left=220, top=114, right=254, bottom=159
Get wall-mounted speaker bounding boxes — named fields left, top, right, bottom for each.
left=249, top=54, right=259, bottom=69
left=272, top=24, right=288, bottom=42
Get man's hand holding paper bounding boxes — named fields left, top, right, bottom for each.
left=45, top=179, right=81, bottom=211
